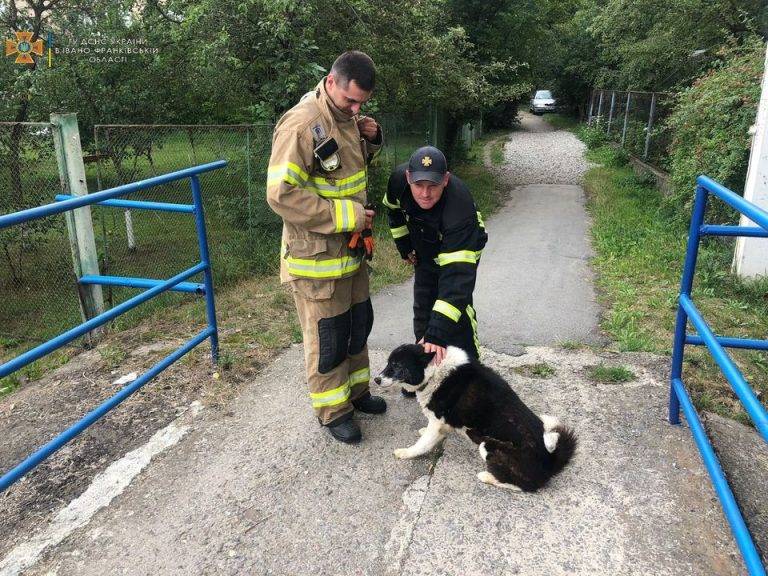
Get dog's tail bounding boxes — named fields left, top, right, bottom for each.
left=540, top=414, right=578, bottom=474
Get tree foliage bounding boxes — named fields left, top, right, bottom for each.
left=0, top=0, right=549, bottom=130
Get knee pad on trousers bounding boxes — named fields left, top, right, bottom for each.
left=349, top=299, right=374, bottom=355
left=317, top=311, right=351, bottom=374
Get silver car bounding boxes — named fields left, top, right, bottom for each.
left=530, top=90, right=556, bottom=115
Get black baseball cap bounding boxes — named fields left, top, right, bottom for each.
left=408, top=146, right=448, bottom=184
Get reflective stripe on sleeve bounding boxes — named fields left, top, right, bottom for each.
left=467, top=304, right=480, bottom=353
left=390, top=225, right=409, bottom=239
left=333, top=199, right=357, bottom=232
left=433, top=299, right=461, bottom=322
left=382, top=193, right=401, bottom=209
left=267, top=162, right=309, bottom=187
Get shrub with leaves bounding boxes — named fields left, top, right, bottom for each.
left=665, top=36, right=765, bottom=222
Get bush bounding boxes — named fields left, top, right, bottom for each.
left=484, top=101, right=521, bottom=129
left=576, top=124, right=609, bottom=149
left=664, top=36, right=765, bottom=222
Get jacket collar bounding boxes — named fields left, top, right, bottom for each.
left=316, top=78, right=355, bottom=124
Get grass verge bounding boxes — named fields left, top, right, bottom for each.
left=543, top=114, right=580, bottom=132
left=582, top=142, right=768, bottom=423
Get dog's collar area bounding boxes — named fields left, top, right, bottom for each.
left=414, top=381, right=430, bottom=392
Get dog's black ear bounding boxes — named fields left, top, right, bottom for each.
left=421, top=351, right=436, bottom=366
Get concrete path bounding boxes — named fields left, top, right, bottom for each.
left=2, top=113, right=754, bottom=575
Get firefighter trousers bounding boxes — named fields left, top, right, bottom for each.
left=413, top=264, right=480, bottom=359
left=290, top=264, right=373, bottom=425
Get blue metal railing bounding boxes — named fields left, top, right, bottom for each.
left=670, top=174, right=768, bottom=576
left=0, top=160, right=227, bottom=492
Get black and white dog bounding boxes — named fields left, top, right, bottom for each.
left=375, top=344, right=577, bottom=492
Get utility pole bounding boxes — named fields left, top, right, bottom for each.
left=733, top=43, right=768, bottom=278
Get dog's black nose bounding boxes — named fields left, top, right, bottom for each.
left=374, top=376, right=382, bottom=385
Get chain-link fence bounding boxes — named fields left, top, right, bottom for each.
left=0, top=122, right=84, bottom=351
left=2, top=106, right=477, bottom=358
left=587, top=89, right=673, bottom=170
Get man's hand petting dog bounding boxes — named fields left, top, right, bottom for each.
left=419, top=338, right=446, bottom=365
left=423, top=342, right=446, bottom=365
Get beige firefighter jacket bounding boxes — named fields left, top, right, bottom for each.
left=266, top=78, right=382, bottom=283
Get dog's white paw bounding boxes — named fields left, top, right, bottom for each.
left=394, top=448, right=414, bottom=459
left=477, top=471, right=496, bottom=484
left=418, top=427, right=427, bottom=436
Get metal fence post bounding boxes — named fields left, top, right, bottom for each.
left=190, top=174, right=220, bottom=363
left=587, top=90, right=595, bottom=125
left=246, top=126, right=253, bottom=254
left=621, top=92, right=632, bottom=145
left=669, top=184, right=708, bottom=424
left=51, top=113, right=105, bottom=336
left=644, top=92, right=657, bottom=160
left=596, top=91, right=604, bottom=126
left=607, top=91, right=616, bottom=135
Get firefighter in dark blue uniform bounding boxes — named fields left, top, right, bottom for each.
left=384, top=146, right=487, bottom=366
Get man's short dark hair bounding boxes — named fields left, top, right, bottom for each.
left=330, top=51, right=376, bottom=91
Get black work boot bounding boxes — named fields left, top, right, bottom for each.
left=352, top=392, right=387, bottom=414
left=322, top=412, right=361, bottom=444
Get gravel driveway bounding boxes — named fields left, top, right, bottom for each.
left=493, top=112, right=590, bottom=186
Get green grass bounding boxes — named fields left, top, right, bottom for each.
left=490, top=140, right=505, bottom=165
left=588, top=363, right=635, bottom=383
left=544, top=114, right=580, bottom=132
left=581, top=142, right=768, bottom=422
left=0, top=347, right=76, bottom=399
left=514, top=363, right=556, bottom=378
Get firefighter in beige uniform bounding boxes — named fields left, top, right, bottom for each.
left=266, top=51, right=386, bottom=444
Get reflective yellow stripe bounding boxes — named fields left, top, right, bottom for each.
left=476, top=211, right=485, bottom=228
left=267, top=166, right=367, bottom=199
left=285, top=253, right=363, bottom=279
left=467, top=304, right=480, bottom=354
left=436, top=250, right=480, bottom=266
left=382, top=193, right=400, bottom=209
left=433, top=299, right=461, bottom=322
left=349, top=367, right=370, bottom=387
left=333, top=199, right=356, bottom=233
left=308, top=171, right=367, bottom=198
left=310, top=381, right=351, bottom=408
left=267, top=162, right=309, bottom=187
left=390, top=225, right=409, bottom=239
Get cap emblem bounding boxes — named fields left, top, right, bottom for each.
left=421, top=156, right=433, bottom=167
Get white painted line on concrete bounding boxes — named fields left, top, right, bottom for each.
left=0, top=401, right=203, bottom=576
left=381, top=474, right=432, bottom=575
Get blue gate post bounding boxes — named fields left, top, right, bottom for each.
left=669, top=185, right=708, bottom=424
left=190, top=174, right=220, bottom=363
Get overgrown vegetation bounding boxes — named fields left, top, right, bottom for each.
left=665, top=38, right=766, bottom=223
left=581, top=140, right=768, bottom=423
